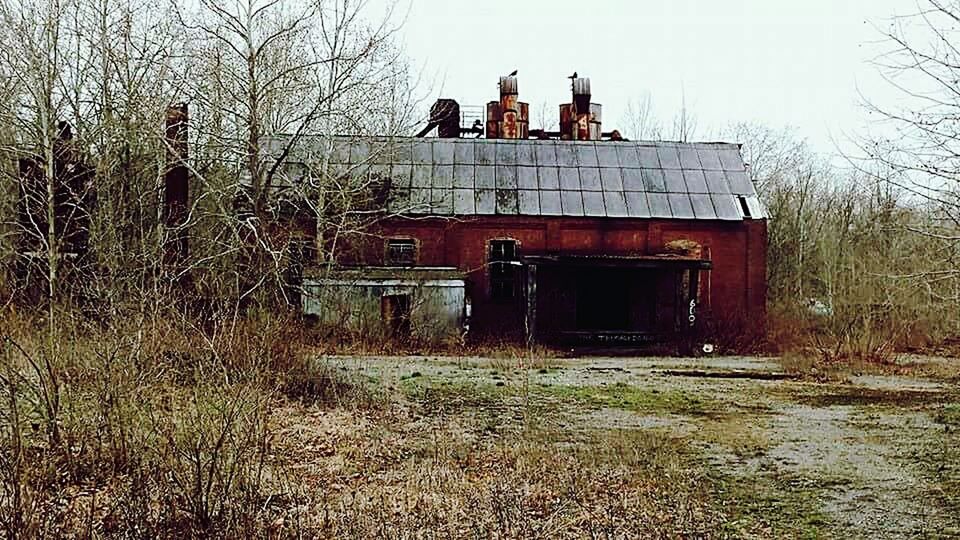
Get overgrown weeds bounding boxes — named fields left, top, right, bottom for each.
left=0, top=305, right=373, bottom=538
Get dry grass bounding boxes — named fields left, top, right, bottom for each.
left=267, top=391, right=725, bottom=539
left=0, top=307, right=730, bottom=538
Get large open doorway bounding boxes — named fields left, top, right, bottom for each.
left=521, top=255, right=711, bottom=345
left=575, top=269, right=630, bottom=330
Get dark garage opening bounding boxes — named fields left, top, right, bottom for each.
left=522, top=255, right=711, bottom=345
left=576, top=269, right=629, bottom=330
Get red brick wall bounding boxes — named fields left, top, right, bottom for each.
left=336, top=216, right=767, bottom=338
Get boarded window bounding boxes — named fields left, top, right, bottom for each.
left=489, top=239, right=518, bottom=301
left=386, top=238, right=416, bottom=266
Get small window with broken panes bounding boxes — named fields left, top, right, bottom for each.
left=489, top=239, right=518, bottom=301
left=386, top=238, right=416, bottom=266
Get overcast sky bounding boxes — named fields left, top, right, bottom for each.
left=386, top=0, right=912, bottom=155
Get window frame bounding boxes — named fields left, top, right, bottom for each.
left=488, top=238, right=519, bottom=301
left=385, top=237, right=418, bottom=266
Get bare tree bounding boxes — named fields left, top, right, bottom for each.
left=169, top=0, right=419, bottom=304
left=621, top=92, right=662, bottom=141
left=857, top=0, right=960, bottom=302
left=0, top=0, right=88, bottom=314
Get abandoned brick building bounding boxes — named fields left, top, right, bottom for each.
left=289, top=76, right=767, bottom=346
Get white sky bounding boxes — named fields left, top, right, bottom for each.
left=387, top=0, right=912, bottom=155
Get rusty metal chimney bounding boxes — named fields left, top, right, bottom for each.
left=486, top=76, right=529, bottom=139
left=431, top=99, right=461, bottom=138
left=560, top=76, right=602, bottom=140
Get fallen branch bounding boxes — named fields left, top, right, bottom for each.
left=655, top=369, right=801, bottom=380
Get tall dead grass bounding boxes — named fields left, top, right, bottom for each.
left=0, top=305, right=374, bottom=538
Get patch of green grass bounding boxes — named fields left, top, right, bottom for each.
left=772, top=383, right=955, bottom=408
left=539, top=383, right=718, bottom=415
left=936, top=403, right=960, bottom=426
left=714, top=471, right=844, bottom=539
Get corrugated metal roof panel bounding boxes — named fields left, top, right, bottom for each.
left=726, top=170, right=754, bottom=195
left=538, top=166, right=560, bottom=189
left=663, top=169, right=686, bottom=192
left=690, top=193, right=717, bottom=219
left=389, top=187, right=410, bottom=212
left=679, top=147, right=701, bottom=169
left=604, top=191, right=628, bottom=217
left=580, top=168, right=602, bottom=191
left=517, top=166, right=538, bottom=189
left=647, top=193, right=671, bottom=218
left=517, top=142, right=536, bottom=166
left=668, top=193, right=695, bottom=219
left=622, top=168, right=644, bottom=191
left=617, top=144, right=641, bottom=167
left=475, top=142, right=494, bottom=165
left=410, top=187, right=431, bottom=210
left=600, top=167, right=623, bottom=191
left=656, top=146, right=681, bottom=169
left=625, top=191, right=650, bottom=218
left=349, top=140, right=371, bottom=164
left=475, top=188, right=496, bottom=214
left=576, top=143, right=599, bottom=167
left=278, top=136, right=763, bottom=221
left=697, top=148, right=722, bottom=170
left=596, top=144, right=619, bottom=167
left=453, top=140, right=474, bottom=163
left=432, top=165, right=453, bottom=188
left=718, top=147, right=744, bottom=171
left=433, top=140, right=454, bottom=164
left=453, top=188, right=475, bottom=214
left=556, top=143, right=578, bottom=166
left=330, top=139, right=351, bottom=163
left=412, top=140, right=432, bottom=162
left=535, top=141, right=558, bottom=165
left=583, top=191, right=606, bottom=216
left=683, top=169, right=708, bottom=193
left=642, top=168, right=667, bottom=192
left=559, top=167, right=581, bottom=190
left=495, top=165, right=518, bottom=189
left=704, top=170, right=729, bottom=193
left=389, top=164, right=411, bottom=188
left=411, top=164, right=432, bottom=187
left=495, top=141, right=517, bottom=165
left=431, top=188, right=453, bottom=214
left=712, top=193, right=741, bottom=220
left=475, top=165, right=495, bottom=189
left=496, top=189, right=518, bottom=214
left=540, top=190, right=562, bottom=215
left=453, top=165, right=474, bottom=188
left=561, top=190, right=584, bottom=216
left=636, top=146, right=660, bottom=168
left=518, top=189, right=540, bottom=215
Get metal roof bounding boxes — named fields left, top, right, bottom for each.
left=271, top=136, right=767, bottom=221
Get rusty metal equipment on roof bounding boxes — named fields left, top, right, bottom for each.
left=560, top=77, right=602, bottom=140
left=486, top=76, right=529, bottom=139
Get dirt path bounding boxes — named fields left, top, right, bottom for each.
left=329, top=353, right=960, bottom=538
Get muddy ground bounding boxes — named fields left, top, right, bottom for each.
left=290, top=354, right=960, bottom=538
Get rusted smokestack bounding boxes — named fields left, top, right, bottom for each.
left=486, top=75, right=529, bottom=139
left=560, top=76, right=602, bottom=140
left=164, top=103, right=189, bottom=267
left=430, top=99, right=461, bottom=138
